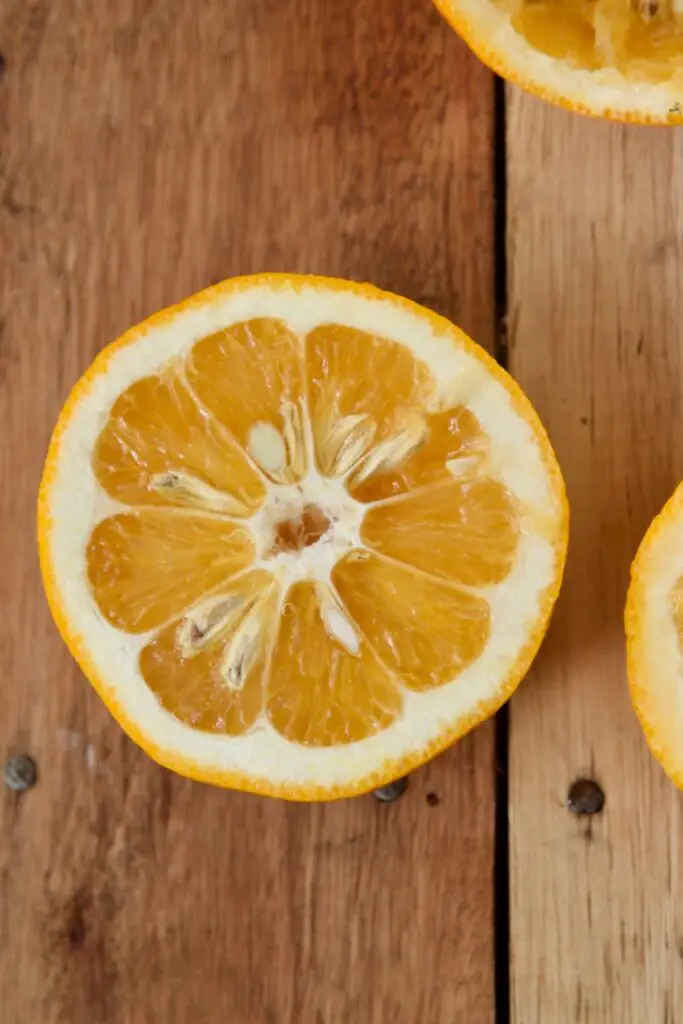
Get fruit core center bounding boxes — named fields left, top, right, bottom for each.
left=270, top=503, right=331, bottom=555
left=255, top=480, right=364, bottom=583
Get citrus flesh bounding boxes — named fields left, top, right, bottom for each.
left=39, top=275, right=568, bottom=799
left=435, top=0, right=683, bottom=123
left=626, top=482, right=683, bottom=786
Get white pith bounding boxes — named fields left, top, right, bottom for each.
left=438, top=0, right=683, bottom=122
left=44, top=282, right=563, bottom=789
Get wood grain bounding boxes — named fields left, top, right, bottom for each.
left=0, top=2, right=497, bottom=1021
left=507, top=94, right=683, bottom=1021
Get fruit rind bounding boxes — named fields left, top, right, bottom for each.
left=38, top=273, right=568, bottom=800
left=626, top=481, right=683, bottom=787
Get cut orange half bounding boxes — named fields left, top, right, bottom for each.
left=38, top=274, right=568, bottom=800
left=435, top=0, right=683, bottom=124
left=626, top=482, right=683, bottom=786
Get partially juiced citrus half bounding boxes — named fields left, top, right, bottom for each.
left=626, top=482, right=683, bottom=786
left=435, top=0, right=683, bottom=124
left=39, top=275, right=567, bottom=800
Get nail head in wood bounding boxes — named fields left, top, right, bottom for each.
left=4, top=754, right=37, bottom=792
left=567, top=778, right=604, bottom=816
left=372, top=777, right=408, bottom=803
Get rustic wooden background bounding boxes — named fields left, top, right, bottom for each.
left=1, top=0, right=681, bottom=1021
left=507, top=104, right=683, bottom=1020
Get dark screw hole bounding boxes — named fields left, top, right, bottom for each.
left=372, top=777, right=408, bottom=803
left=426, top=792, right=440, bottom=807
left=567, top=778, right=604, bottom=816
left=4, top=754, right=37, bottom=793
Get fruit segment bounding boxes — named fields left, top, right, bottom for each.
left=87, top=511, right=255, bottom=633
left=93, top=369, right=265, bottom=514
left=266, top=581, right=402, bottom=746
left=333, top=552, right=490, bottom=691
left=361, top=478, right=519, bottom=588
left=349, top=406, right=490, bottom=503
left=510, top=3, right=600, bottom=68
left=187, top=319, right=307, bottom=484
left=139, top=571, right=278, bottom=734
left=305, top=325, right=434, bottom=478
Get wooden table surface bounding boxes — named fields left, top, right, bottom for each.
left=1, top=2, right=682, bottom=1021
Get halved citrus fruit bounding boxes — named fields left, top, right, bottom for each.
left=435, top=0, right=683, bottom=124
left=626, top=482, right=683, bottom=785
left=38, top=274, right=568, bottom=800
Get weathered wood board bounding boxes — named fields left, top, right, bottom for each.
left=508, top=95, right=683, bottom=1022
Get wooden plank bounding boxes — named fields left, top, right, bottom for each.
left=0, top=3, right=498, bottom=1021
left=507, top=93, right=683, bottom=1021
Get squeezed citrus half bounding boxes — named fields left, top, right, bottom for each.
left=39, top=274, right=568, bottom=799
left=626, top=482, right=683, bottom=786
left=435, top=0, right=683, bottom=123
